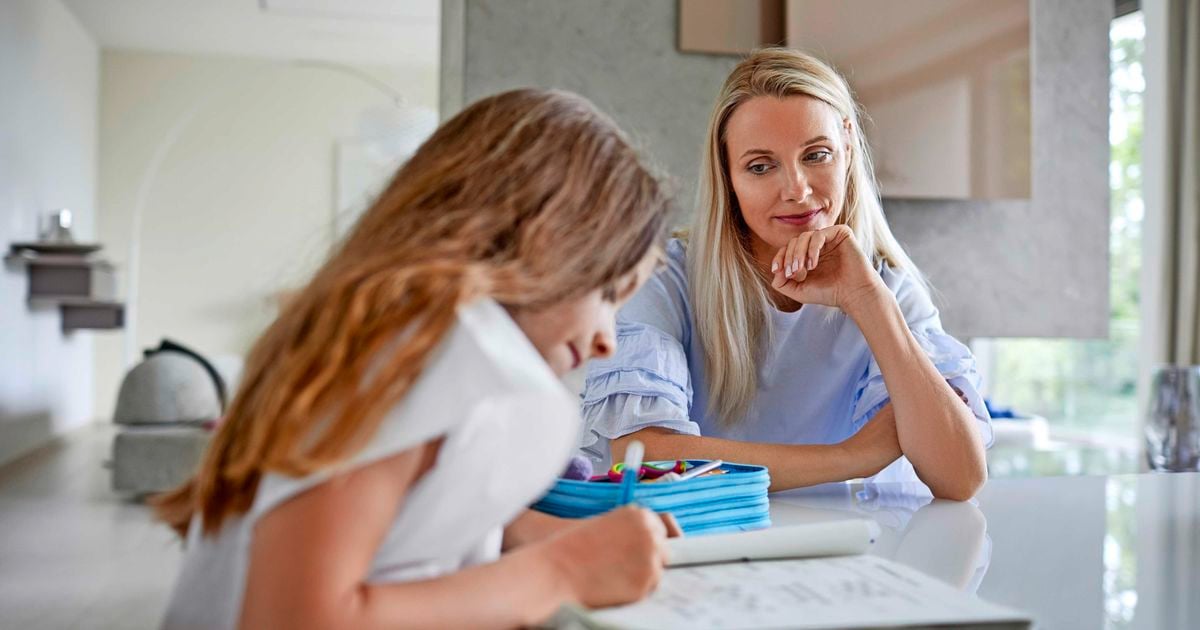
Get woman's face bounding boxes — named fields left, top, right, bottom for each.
left=724, top=95, right=853, bottom=264
left=510, top=252, right=660, bottom=376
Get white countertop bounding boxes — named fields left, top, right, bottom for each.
left=768, top=472, right=1199, bottom=629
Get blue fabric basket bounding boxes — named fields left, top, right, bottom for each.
left=532, top=461, right=771, bottom=535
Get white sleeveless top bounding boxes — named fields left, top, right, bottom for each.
left=162, top=299, right=579, bottom=629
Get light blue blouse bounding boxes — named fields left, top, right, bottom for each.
left=579, top=239, right=994, bottom=484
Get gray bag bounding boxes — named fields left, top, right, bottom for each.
left=112, top=339, right=227, bottom=426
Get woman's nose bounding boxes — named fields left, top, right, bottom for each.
left=782, top=165, right=812, bottom=202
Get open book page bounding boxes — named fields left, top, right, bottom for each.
left=563, top=555, right=1029, bottom=629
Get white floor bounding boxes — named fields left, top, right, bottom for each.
left=0, top=423, right=180, bottom=629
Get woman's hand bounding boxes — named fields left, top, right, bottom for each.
left=836, top=391, right=970, bottom=480
left=838, top=404, right=903, bottom=478
left=542, top=505, right=672, bottom=608
left=770, top=225, right=884, bottom=313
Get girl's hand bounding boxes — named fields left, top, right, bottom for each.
left=770, top=225, right=884, bottom=313
left=543, top=505, right=671, bottom=608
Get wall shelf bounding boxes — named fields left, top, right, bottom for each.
left=6, top=242, right=125, bottom=332
left=60, top=299, right=125, bottom=332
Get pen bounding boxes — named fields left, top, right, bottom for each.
left=649, top=458, right=725, bottom=483
left=675, top=459, right=723, bottom=481
left=618, top=440, right=644, bottom=505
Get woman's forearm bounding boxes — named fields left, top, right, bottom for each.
left=844, top=290, right=986, bottom=500
left=611, top=427, right=885, bottom=492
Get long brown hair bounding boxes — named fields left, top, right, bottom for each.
left=154, top=89, right=670, bottom=537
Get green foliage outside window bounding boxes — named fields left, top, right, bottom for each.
left=984, top=13, right=1144, bottom=444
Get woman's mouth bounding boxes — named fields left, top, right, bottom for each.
left=774, top=208, right=823, bottom=226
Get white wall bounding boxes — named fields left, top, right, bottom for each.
left=0, top=0, right=99, bottom=466
left=93, top=51, right=438, bottom=419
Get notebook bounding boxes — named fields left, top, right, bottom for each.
left=551, top=522, right=1031, bottom=630
left=665, top=520, right=879, bottom=566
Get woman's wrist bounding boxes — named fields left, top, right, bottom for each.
left=841, top=277, right=893, bottom=321
left=834, top=437, right=878, bottom=479
left=778, top=441, right=875, bottom=487
left=837, top=405, right=902, bottom=479
left=829, top=440, right=869, bottom=479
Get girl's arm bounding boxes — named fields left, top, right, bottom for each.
left=504, top=508, right=684, bottom=551
left=503, top=509, right=574, bottom=551
left=612, top=404, right=903, bottom=492
left=241, top=440, right=669, bottom=629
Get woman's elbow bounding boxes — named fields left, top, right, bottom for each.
left=929, top=463, right=987, bottom=501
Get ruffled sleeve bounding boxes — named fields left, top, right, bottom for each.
left=849, top=267, right=994, bottom=449
left=578, top=322, right=699, bottom=466
left=577, top=239, right=699, bottom=466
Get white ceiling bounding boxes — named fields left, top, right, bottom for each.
left=62, top=0, right=439, bottom=68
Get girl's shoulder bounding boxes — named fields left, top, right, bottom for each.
left=252, top=298, right=575, bottom=518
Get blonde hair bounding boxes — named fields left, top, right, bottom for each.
left=690, top=48, right=926, bottom=427
left=154, top=89, right=670, bottom=537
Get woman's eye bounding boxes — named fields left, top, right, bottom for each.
left=804, top=150, right=833, bottom=163
left=748, top=163, right=772, bottom=175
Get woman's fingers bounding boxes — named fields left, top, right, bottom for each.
left=771, top=246, right=786, bottom=276
left=771, top=246, right=789, bottom=290
left=806, top=230, right=827, bottom=271
left=784, top=236, right=800, bottom=279
left=794, top=232, right=813, bottom=281
left=773, top=229, right=832, bottom=290
left=779, top=230, right=833, bottom=281
left=771, top=269, right=787, bottom=290
left=786, top=233, right=813, bottom=282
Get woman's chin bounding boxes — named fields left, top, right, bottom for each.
left=769, top=218, right=832, bottom=242
left=763, top=225, right=807, bottom=246
left=748, top=221, right=830, bottom=259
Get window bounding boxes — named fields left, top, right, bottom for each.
left=974, top=10, right=1145, bottom=476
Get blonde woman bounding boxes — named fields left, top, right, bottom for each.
left=580, top=49, right=992, bottom=500
left=154, top=89, right=681, bottom=629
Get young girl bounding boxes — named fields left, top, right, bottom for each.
left=155, top=88, right=678, bottom=628
left=580, top=49, right=992, bottom=499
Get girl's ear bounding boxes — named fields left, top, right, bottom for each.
left=842, top=118, right=854, bottom=155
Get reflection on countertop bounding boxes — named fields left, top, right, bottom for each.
left=771, top=481, right=990, bottom=593
left=769, top=473, right=1198, bottom=630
